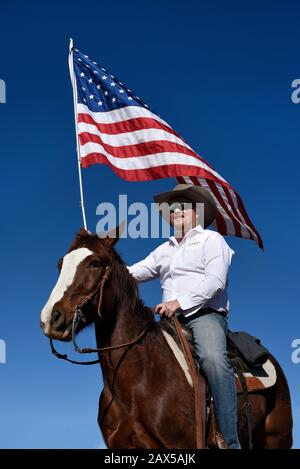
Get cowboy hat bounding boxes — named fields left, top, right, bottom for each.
left=153, top=184, right=217, bottom=228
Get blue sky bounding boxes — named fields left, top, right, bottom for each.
left=0, top=0, right=299, bottom=449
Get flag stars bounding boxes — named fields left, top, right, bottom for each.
left=76, top=53, right=149, bottom=110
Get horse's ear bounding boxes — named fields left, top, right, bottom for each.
left=102, top=221, right=126, bottom=248
left=76, top=227, right=92, bottom=238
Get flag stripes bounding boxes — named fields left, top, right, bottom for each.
left=71, top=47, right=263, bottom=248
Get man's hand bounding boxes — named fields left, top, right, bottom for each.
left=154, top=300, right=181, bottom=319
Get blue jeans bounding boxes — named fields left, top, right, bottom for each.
left=181, top=311, right=241, bottom=449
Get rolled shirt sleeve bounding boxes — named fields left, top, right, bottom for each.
left=127, top=250, right=159, bottom=282
left=177, top=233, right=234, bottom=311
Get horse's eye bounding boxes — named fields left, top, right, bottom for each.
left=89, top=260, right=102, bottom=269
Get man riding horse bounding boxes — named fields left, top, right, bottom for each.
left=40, top=183, right=292, bottom=448
left=128, top=184, right=241, bottom=449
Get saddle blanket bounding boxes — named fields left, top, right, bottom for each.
left=235, top=359, right=276, bottom=393
left=162, top=330, right=277, bottom=393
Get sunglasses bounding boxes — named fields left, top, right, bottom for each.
left=169, top=201, right=195, bottom=213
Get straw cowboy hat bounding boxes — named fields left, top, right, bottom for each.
left=153, top=184, right=217, bottom=228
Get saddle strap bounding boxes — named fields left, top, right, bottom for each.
left=231, top=356, right=253, bottom=449
left=173, top=317, right=206, bottom=449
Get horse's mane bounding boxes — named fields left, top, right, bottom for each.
left=68, top=229, right=155, bottom=325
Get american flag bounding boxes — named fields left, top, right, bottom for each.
left=70, top=46, right=263, bottom=249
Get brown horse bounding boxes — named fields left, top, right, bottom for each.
left=40, top=228, right=293, bottom=449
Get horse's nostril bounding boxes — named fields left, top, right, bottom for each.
left=52, top=310, right=61, bottom=322
left=50, top=310, right=66, bottom=330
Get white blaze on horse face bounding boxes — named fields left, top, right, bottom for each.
left=40, top=248, right=93, bottom=330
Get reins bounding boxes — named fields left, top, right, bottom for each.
left=49, top=320, right=154, bottom=365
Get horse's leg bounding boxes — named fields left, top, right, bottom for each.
left=99, top=398, right=163, bottom=450
left=105, top=420, right=162, bottom=449
left=264, top=356, right=293, bottom=448
left=264, top=400, right=293, bottom=448
left=130, top=429, right=163, bottom=449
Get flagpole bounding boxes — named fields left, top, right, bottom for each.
left=68, top=38, right=88, bottom=230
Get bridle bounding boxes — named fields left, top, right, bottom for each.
left=49, top=264, right=154, bottom=365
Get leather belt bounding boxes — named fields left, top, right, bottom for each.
left=177, top=307, right=228, bottom=323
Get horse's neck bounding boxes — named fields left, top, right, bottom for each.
left=95, top=260, right=154, bottom=362
left=95, top=291, right=153, bottom=349
left=115, top=302, right=151, bottom=341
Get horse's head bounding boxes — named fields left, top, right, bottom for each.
left=40, top=226, right=123, bottom=341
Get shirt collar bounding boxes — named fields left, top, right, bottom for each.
left=169, top=224, right=205, bottom=246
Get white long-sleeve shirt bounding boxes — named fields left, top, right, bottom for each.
left=127, top=225, right=234, bottom=317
